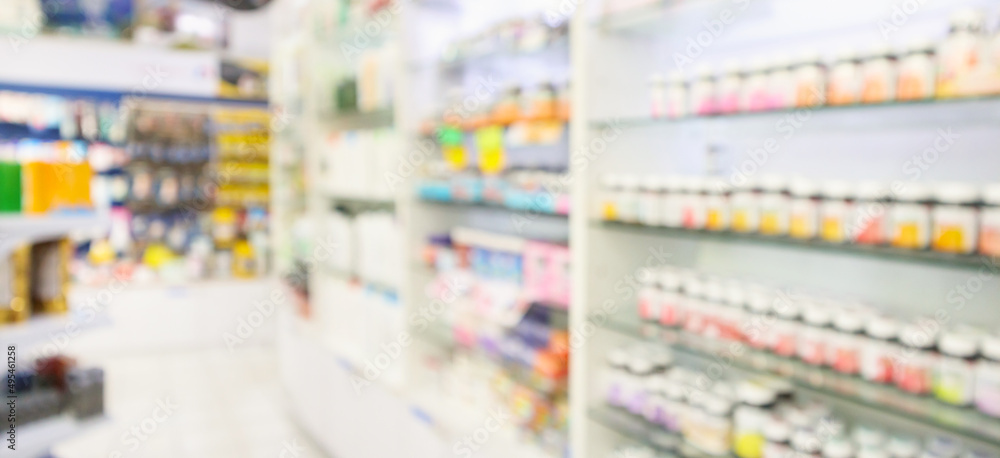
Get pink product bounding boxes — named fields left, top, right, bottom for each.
left=522, top=242, right=550, bottom=305
left=547, top=244, right=571, bottom=307
left=555, top=193, right=571, bottom=215
left=770, top=320, right=799, bottom=357
left=639, top=286, right=660, bottom=322
left=659, top=290, right=684, bottom=327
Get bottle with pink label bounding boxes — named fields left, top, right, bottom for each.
left=980, top=184, right=1000, bottom=256
left=717, top=60, right=743, bottom=114
left=742, top=59, right=771, bottom=112
left=690, top=65, right=719, bottom=116
left=827, top=48, right=862, bottom=106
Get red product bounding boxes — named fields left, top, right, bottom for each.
left=861, top=316, right=899, bottom=384
left=894, top=322, right=938, bottom=395
left=798, top=302, right=832, bottom=366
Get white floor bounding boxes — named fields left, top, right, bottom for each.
left=51, top=347, right=327, bottom=458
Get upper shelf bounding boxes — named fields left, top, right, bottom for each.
left=0, top=213, right=110, bottom=255
left=589, top=96, right=1000, bottom=132
left=597, top=221, right=995, bottom=270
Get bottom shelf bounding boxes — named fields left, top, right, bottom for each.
left=15, top=414, right=108, bottom=458
left=588, top=406, right=717, bottom=458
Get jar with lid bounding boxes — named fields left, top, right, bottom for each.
left=793, top=51, right=827, bottom=108
left=798, top=300, right=833, bottom=366
left=822, top=436, right=855, bottom=458
left=626, top=352, right=657, bottom=415
left=979, top=184, right=1000, bottom=256
left=861, top=45, right=898, bottom=104
left=718, top=60, right=743, bottom=114
left=638, top=268, right=661, bottom=324
left=828, top=48, right=862, bottom=106
left=933, top=328, right=980, bottom=406
left=733, top=382, right=777, bottom=458
left=650, top=73, right=669, bottom=119
left=886, top=435, right=921, bottom=458
left=605, top=347, right=630, bottom=407
left=820, top=180, right=854, bottom=243
left=762, top=417, right=792, bottom=458
left=731, top=180, right=761, bottom=233
left=617, top=175, right=641, bottom=224
left=895, top=321, right=939, bottom=395
left=974, top=333, right=1000, bottom=417
left=862, top=315, right=900, bottom=384
left=767, top=55, right=795, bottom=110
left=659, top=268, right=685, bottom=327
left=662, top=175, right=684, bottom=228
left=937, top=8, right=988, bottom=99
left=790, top=177, right=822, bottom=239
left=744, top=287, right=774, bottom=350
left=897, top=39, right=937, bottom=101
left=682, top=177, right=708, bottom=230
left=705, top=178, right=732, bottom=232
left=852, top=181, right=891, bottom=245
left=828, top=306, right=867, bottom=375
left=691, top=395, right=734, bottom=456
left=759, top=175, right=790, bottom=236
left=691, top=65, right=719, bottom=116
left=662, top=377, right=687, bottom=432
left=742, top=58, right=771, bottom=112
left=639, top=175, right=665, bottom=227
left=792, top=430, right=823, bottom=458
left=643, top=375, right=669, bottom=425
left=600, top=174, right=623, bottom=221
left=889, top=183, right=932, bottom=249
left=665, top=71, right=689, bottom=119
left=770, top=298, right=801, bottom=358
left=932, top=183, right=979, bottom=254
left=681, top=272, right=706, bottom=335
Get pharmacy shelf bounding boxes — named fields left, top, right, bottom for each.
left=413, top=36, right=570, bottom=71
left=603, top=317, right=1000, bottom=450
left=1, top=309, right=113, bottom=349
left=14, top=414, right=109, bottom=458
left=419, top=196, right=570, bottom=217
left=588, top=406, right=719, bottom=458
left=0, top=213, right=109, bottom=248
left=589, top=95, right=1000, bottom=132
left=597, top=221, right=994, bottom=270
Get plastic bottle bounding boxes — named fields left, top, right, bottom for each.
left=861, top=315, right=900, bottom=385
left=733, top=382, right=777, bottom=458
left=793, top=51, right=827, bottom=108
left=718, top=60, right=744, bottom=114
left=820, top=180, right=854, bottom=243
left=691, top=65, right=719, bottom=116
left=705, top=177, right=731, bottom=231
left=889, top=183, right=932, bottom=250
left=767, top=54, right=795, bottom=110
left=937, top=9, right=988, bottom=99
left=975, top=333, right=1000, bottom=417
left=639, top=175, right=666, bottom=226
left=759, top=175, right=790, bottom=236
left=852, top=181, right=891, bottom=245
left=790, top=177, right=821, bottom=239
left=933, top=329, right=979, bottom=406
left=897, top=39, right=937, bottom=101
left=931, top=182, right=979, bottom=254
left=799, top=299, right=833, bottom=366
left=743, top=58, right=771, bottom=112
left=828, top=48, right=861, bottom=106
left=731, top=180, right=761, bottom=233
left=979, top=184, right=1000, bottom=256
left=659, top=268, right=684, bottom=327
left=861, top=45, right=897, bottom=104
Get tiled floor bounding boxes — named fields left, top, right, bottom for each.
left=51, top=347, right=327, bottom=458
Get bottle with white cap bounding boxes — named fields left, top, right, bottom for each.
left=931, top=182, right=980, bottom=254
left=650, top=73, right=668, bottom=119
left=658, top=267, right=684, bottom=327
left=937, top=8, right=988, bottom=99
left=742, top=58, right=771, bottom=112
left=605, top=347, right=630, bottom=407
left=851, top=181, right=891, bottom=245
left=861, top=44, right=898, bottom=104
left=665, top=70, right=689, bottom=119
left=974, top=332, right=1000, bottom=417
left=895, top=319, right=939, bottom=395
left=718, top=60, right=744, bottom=114
left=889, top=183, right=932, bottom=250
left=798, top=299, right=833, bottom=366
left=638, top=175, right=665, bottom=227
left=829, top=304, right=867, bottom=375
left=733, top=381, right=777, bottom=458
left=897, top=39, right=937, bottom=101
left=680, top=270, right=706, bottom=335
left=637, top=266, right=661, bottom=324
left=828, top=48, right=862, bottom=106
left=762, top=417, right=792, bottom=458
left=696, top=394, right=735, bottom=455
left=731, top=178, right=762, bottom=233
left=682, top=176, right=708, bottom=230
left=618, top=174, right=641, bottom=223
left=979, top=183, right=1000, bottom=256
left=705, top=177, right=732, bottom=231
left=600, top=174, right=623, bottom=221
left=759, top=175, right=791, bottom=236
left=819, top=180, right=854, bottom=243
left=767, top=54, right=795, bottom=110
left=790, top=177, right=822, bottom=239
left=662, top=175, right=685, bottom=228
left=933, top=327, right=980, bottom=406
left=793, top=50, right=827, bottom=108
left=861, top=314, right=901, bottom=385
left=691, top=65, right=719, bottom=116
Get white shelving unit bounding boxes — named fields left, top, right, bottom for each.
left=273, top=0, right=1000, bottom=457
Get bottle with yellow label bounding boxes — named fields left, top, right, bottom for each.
left=600, top=175, right=623, bottom=221
left=730, top=181, right=761, bottom=234
left=937, top=9, right=987, bottom=99
left=931, top=183, right=979, bottom=254
left=819, top=181, right=853, bottom=243
left=889, top=184, right=932, bottom=250
left=704, top=178, right=731, bottom=232
left=789, top=178, right=820, bottom=240
left=759, top=175, right=790, bottom=236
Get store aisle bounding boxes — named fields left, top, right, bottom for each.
left=51, top=348, right=326, bottom=458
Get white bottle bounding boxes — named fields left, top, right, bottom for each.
left=937, top=8, right=988, bottom=98
left=690, top=65, right=718, bottom=116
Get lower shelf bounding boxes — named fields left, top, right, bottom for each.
left=604, top=318, right=1000, bottom=450
left=588, top=406, right=719, bottom=458
left=15, top=414, right=108, bottom=458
